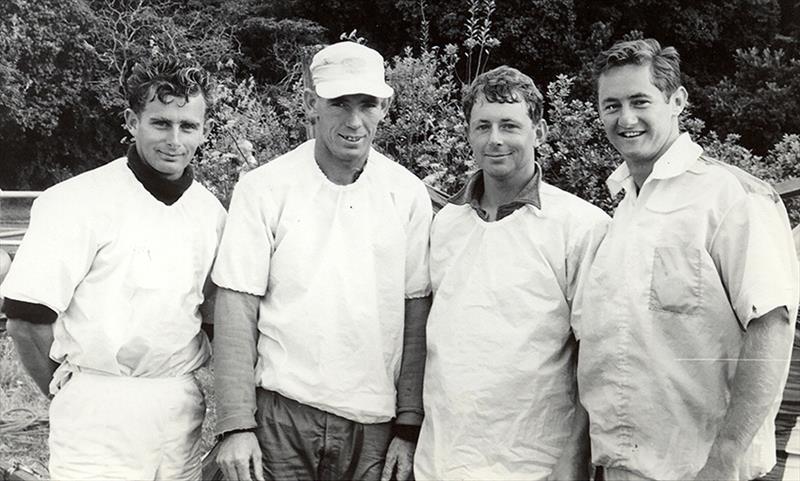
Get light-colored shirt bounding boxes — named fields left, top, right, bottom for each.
left=415, top=167, right=609, bottom=480
left=574, top=133, right=799, bottom=480
left=211, top=139, right=432, bottom=424
left=1, top=158, right=226, bottom=380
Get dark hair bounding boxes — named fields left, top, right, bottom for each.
left=462, top=65, right=544, bottom=125
left=592, top=38, right=682, bottom=98
left=125, top=56, right=216, bottom=116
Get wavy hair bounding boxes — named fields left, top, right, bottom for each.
left=462, top=65, right=544, bottom=125
left=592, top=38, right=682, bottom=98
left=126, top=56, right=216, bottom=116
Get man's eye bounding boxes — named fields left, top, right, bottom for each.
left=633, top=100, right=650, bottom=107
left=501, top=124, right=519, bottom=130
left=603, top=104, right=619, bottom=113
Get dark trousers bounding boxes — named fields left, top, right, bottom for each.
left=255, top=389, right=393, bottom=481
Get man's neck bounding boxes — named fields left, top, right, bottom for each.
left=628, top=161, right=655, bottom=193
left=314, top=147, right=367, bottom=185
left=480, top=168, right=535, bottom=220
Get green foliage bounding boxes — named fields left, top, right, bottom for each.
left=699, top=47, right=800, bottom=154
left=194, top=75, right=307, bottom=206
left=378, top=45, right=472, bottom=194
left=537, top=75, right=621, bottom=212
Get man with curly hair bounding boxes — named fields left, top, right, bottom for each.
left=1, top=56, right=226, bottom=481
left=413, top=65, right=609, bottom=480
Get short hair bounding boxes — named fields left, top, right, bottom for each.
left=592, top=38, right=682, bottom=98
left=125, top=56, right=216, bottom=117
left=462, top=65, right=544, bottom=125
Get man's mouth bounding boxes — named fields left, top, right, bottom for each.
left=618, top=131, right=644, bottom=139
left=339, top=134, right=363, bottom=142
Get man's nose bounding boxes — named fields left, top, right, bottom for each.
left=488, top=125, right=503, bottom=145
left=165, top=126, right=180, bottom=145
left=345, top=110, right=363, bottom=129
left=618, top=106, right=637, bottom=127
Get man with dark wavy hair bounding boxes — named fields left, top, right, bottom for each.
left=1, top=56, right=226, bottom=480
left=413, top=65, right=609, bottom=480
left=574, top=38, right=798, bottom=481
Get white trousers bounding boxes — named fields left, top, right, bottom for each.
left=48, top=371, right=205, bottom=481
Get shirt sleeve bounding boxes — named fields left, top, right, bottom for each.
left=211, top=174, right=275, bottom=296
left=0, top=191, right=97, bottom=314
left=404, top=181, right=433, bottom=299
left=711, top=192, right=799, bottom=330
left=568, top=208, right=611, bottom=341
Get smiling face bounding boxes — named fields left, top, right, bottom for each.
left=124, top=91, right=207, bottom=180
left=468, top=94, right=546, bottom=185
left=597, top=63, right=686, bottom=171
left=305, top=91, right=389, bottom=168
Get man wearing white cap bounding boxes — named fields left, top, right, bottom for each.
left=212, top=42, right=432, bottom=481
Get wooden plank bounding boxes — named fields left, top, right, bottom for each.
left=0, top=191, right=40, bottom=199
left=776, top=178, right=800, bottom=200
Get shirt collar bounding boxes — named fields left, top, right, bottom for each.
left=606, top=132, right=703, bottom=196
left=449, top=163, right=543, bottom=210
left=125, top=143, right=194, bottom=205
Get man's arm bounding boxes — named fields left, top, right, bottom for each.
left=548, top=389, right=591, bottom=481
left=199, top=275, right=216, bottom=340
left=381, top=295, right=432, bottom=481
left=213, top=287, right=264, bottom=481
left=7, top=318, right=58, bottom=396
left=695, top=306, right=793, bottom=481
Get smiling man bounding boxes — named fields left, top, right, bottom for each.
left=574, top=38, right=799, bottom=481
left=413, top=66, right=609, bottom=481
left=211, top=42, right=432, bottom=481
left=0, top=57, right=226, bottom=480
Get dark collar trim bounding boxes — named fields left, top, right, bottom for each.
left=125, top=144, right=193, bottom=205
left=448, top=165, right=542, bottom=210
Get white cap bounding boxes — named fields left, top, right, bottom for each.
left=310, top=42, right=394, bottom=99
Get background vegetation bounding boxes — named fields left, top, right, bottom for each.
left=1, top=0, right=799, bottom=218
left=2, top=0, right=799, bottom=471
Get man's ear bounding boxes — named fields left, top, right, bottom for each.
left=534, top=119, right=548, bottom=147
left=201, top=118, right=212, bottom=143
left=379, top=96, right=393, bottom=119
left=303, top=88, right=320, bottom=119
left=123, top=108, right=139, bottom=136
left=670, top=86, right=688, bottom=117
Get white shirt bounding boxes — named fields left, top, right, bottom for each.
left=211, top=140, right=432, bottom=423
left=415, top=175, right=609, bottom=480
left=575, top=133, right=799, bottom=480
left=1, top=158, right=226, bottom=379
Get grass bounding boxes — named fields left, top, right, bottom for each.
left=0, top=333, right=219, bottom=476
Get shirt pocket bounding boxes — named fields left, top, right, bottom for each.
left=649, top=246, right=702, bottom=315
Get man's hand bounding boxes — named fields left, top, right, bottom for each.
left=216, top=431, right=264, bottom=481
left=380, top=437, right=416, bottom=481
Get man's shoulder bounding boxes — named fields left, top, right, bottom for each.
left=187, top=180, right=226, bottom=214
left=39, top=157, right=126, bottom=204
left=238, top=141, right=312, bottom=187
left=368, top=149, right=427, bottom=191
left=693, top=155, right=780, bottom=202
left=540, top=181, right=610, bottom=223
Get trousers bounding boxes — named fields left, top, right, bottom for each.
left=255, top=389, right=393, bottom=481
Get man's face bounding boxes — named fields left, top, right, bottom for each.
left=305, top=92, right=389, bottom=166
left=597, top=63, right=686, bottom=167
left=468, top=94, right=546, bottom=183
left=124, top=92, right=207, bottom=180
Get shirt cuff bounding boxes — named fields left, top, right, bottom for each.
left=1, top=298, right=58, bottom=324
